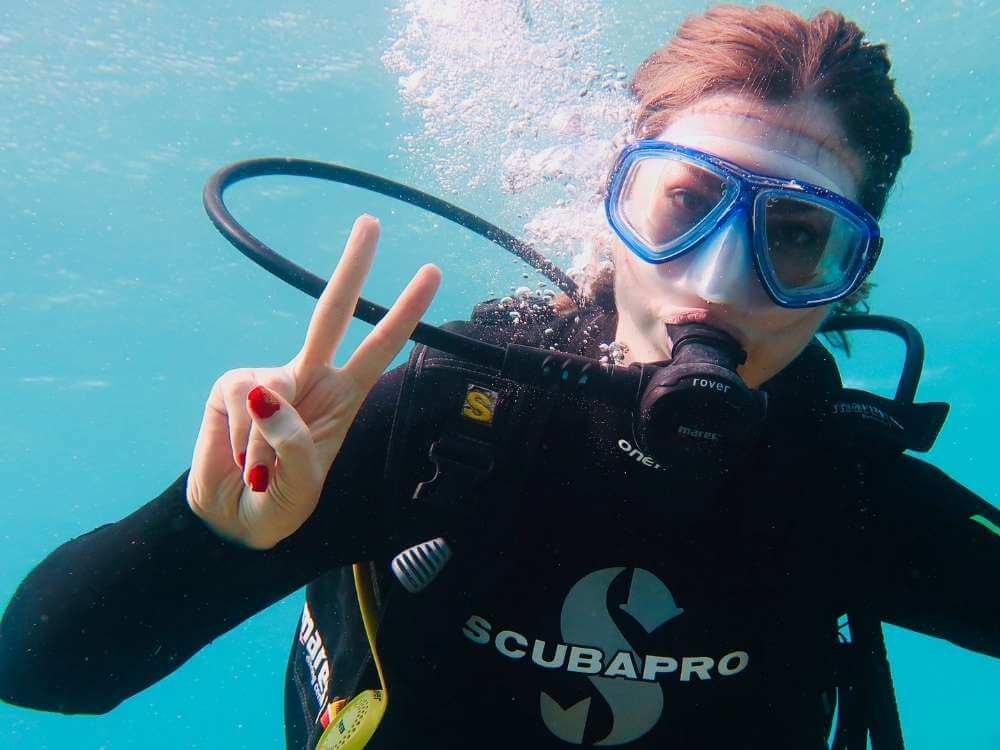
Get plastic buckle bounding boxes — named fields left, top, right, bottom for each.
left=412, top=433, right=495, bottom=512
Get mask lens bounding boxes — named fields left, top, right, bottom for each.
left=760, top=194, right=864, bottom=296
left=617, top=155, right=731, bottom=253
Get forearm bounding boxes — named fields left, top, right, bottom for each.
left=0, top=366, right=399, bottom=714
left=862, top=455, right=1000, bottom=659
left=0, top=469, right=325, bottom=713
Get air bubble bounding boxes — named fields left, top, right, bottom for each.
left=603, top=340, right=628, bottom=365
left=383, top=0, right=633, bottom=291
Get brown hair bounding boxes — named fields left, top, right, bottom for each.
left=570, top=4, right=911, bottom=322
left=631, top=4, right=911, bottom=219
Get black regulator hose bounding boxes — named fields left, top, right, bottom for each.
left=203, top=157, right=927, bottom=414
left=821, top=314, right=924, bottom=403
left=203, top=157, right=582, bottom=370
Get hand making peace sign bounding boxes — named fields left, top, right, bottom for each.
left=186, top=215, right=441, bottom=549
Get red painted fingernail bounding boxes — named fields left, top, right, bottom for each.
left=238, top=451, right=246, bottom=469
left=248, top=464, right=269, bottom=492
left=248, top=386, right=280, bottom=419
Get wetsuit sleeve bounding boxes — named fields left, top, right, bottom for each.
left=854, top=453, right=1000, bottom=659
left=0, top=363, right=405, bottom=715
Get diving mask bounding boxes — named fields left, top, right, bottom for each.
left=604, top=140, right=882, bottom=309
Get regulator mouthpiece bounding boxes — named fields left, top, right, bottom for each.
left=666, top=323, right=748, bottom=369
left=637, top=323, right=765, bottom=471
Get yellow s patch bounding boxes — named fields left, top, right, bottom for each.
left=462, top=385, right=498, bottom=425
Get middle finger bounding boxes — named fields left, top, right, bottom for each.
left=295, top=214, right=381, bottom=369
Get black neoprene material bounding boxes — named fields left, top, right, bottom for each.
left=1, top=314, right=998, bottom=749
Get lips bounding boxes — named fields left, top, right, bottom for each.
left=663, top=309, right=747, bottom=349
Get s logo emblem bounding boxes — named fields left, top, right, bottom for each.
left=540, top=567, right=684, bottom=745
left=462, top=385, right=498, bottom=424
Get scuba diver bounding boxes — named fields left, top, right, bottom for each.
left=1, top=4, right=998, bottom=749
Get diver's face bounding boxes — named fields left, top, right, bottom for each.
left=612, top=94, right=864, bottom=387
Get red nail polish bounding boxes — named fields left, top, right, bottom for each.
left=238, top=451, right=246, bottom=469
left=248, top=464, right=269, bottom=492
left=248, top=386, right=280, bottom=419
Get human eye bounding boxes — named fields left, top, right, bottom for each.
left=765, top=215, right=830, bottom=286
left=765, top=198, right=832, bottom=255
left=666, top=188, right=713, bottom=216
left=634, top=160, right=725, bottom=246
left=773, top=221, right=820, bottom=249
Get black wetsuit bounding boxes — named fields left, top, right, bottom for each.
left=2, top=323, right=999, bottom=750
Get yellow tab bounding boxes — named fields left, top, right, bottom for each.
left=462, top=385, right=498, bottom=424
left=328, top=698, right=348, bottom=721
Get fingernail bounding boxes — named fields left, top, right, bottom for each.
left=248, top=386, right=280, bottom=419
left=248, top=464, right=269, bottom=492
left=238, top=451, right=246, bottom=469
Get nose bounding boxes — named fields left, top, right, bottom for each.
left=671, top=207, right=763, bottom=308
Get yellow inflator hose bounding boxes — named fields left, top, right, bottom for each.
left=314, top=563, right=387, bottom=750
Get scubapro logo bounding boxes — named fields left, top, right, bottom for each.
left=462, top=567, right=749, bottom=745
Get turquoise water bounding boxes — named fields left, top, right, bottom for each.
left=2, top=1, right=998, bottom=748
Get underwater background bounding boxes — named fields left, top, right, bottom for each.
left=2, top=0, right=998, bottom=747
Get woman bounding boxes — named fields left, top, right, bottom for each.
left=1, top=5, right=997, bottom=750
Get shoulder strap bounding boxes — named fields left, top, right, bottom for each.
left=331, top=303, right=570, bottom=709
left=371, top=298, right=612, bottom=600
left=380, top=298, right=595, bottom=551
left=817, top=407, right=910, bottom=750
left=381, top=311, right=570, bottom=562
left=752, top=339, right=918, bottom=750
left=302, top=303, right=575, bottom=748
left=364, top=299, right=584, bottom=608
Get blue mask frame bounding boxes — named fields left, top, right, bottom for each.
left=604, top=140, right=883, bottom=309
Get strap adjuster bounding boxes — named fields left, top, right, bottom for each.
left=412, top=433, right=495, bottom=510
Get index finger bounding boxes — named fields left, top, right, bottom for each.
left=296, top=214, right=381, bottom=368
left=343, top=263, right=441, bottom=391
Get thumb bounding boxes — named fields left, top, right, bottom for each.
left=246, top=385, right=322, bottom=496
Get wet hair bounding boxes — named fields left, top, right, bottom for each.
left=631, top=4, right=911, bottom=219
left=571, top=4, right=910, bottom=326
